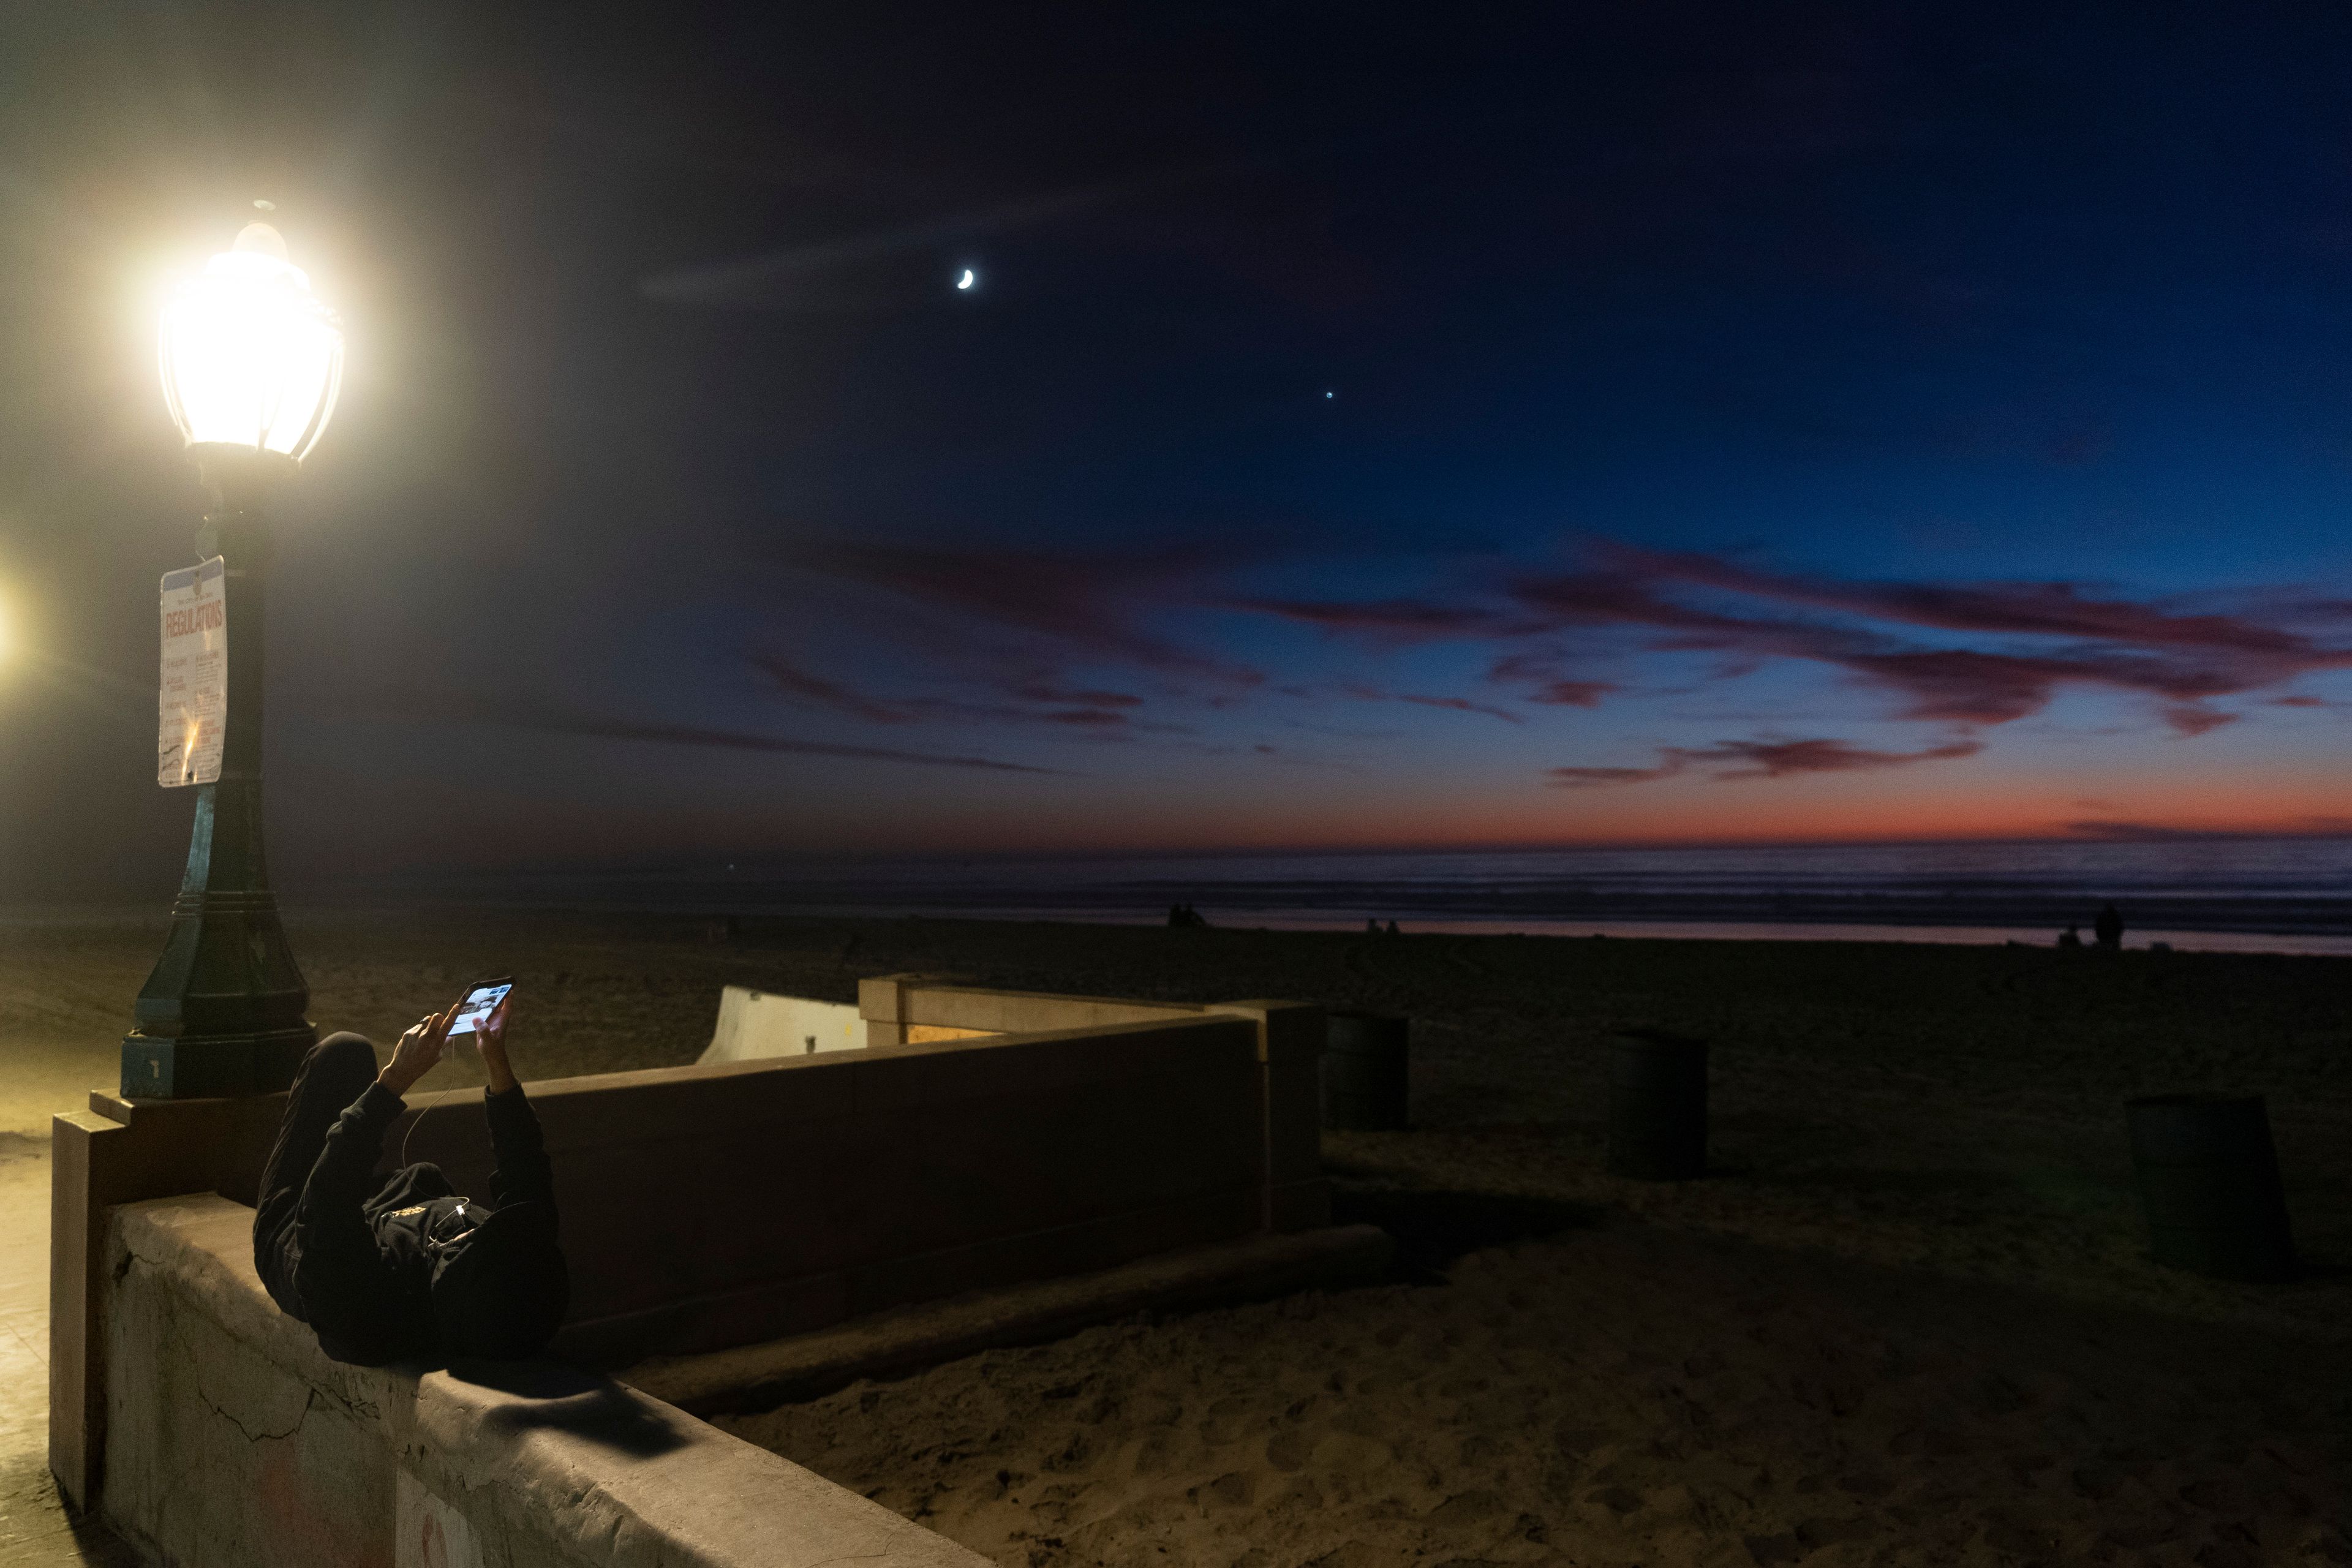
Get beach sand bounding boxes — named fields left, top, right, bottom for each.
left=6, top=910, right=2347, bottom=1564
left=729, top=1224, right=2348, bottom=1568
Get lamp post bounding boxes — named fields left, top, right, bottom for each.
left=123, top=219, right=343, bottom=1099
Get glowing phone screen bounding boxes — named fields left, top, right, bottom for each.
left=448, top=982, right=512, bottom=1037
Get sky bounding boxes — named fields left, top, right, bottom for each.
left=2, top=1, right=2350, bottom=900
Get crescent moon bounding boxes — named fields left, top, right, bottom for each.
left=957, top=269, right=975, bottom=290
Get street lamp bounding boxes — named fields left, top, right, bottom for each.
left=123, top=220, right=343, bottom=1099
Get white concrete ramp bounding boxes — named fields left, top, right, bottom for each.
left=698, top=987, right=864, bottom=1065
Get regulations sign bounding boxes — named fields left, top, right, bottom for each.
left=157, top=557, right=227, bottom=787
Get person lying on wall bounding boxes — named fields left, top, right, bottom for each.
left=250, top=991, right=569, bottom=1367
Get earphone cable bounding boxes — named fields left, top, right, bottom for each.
left=399, top=1079, right=460, bottom=1169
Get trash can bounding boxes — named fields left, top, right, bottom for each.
left=1324, top=1011, right=1409, bottom=1130
left=1608, top=1028, right=1708, bottom=1180
left=2126, top=1093, right=2296, bottom=1281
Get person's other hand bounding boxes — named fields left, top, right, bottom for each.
left=380, top=1004, right=457, bottom=1098
left=477, top=995, right=518, bottom=1095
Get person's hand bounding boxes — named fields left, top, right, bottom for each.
left=380, top=1004, right=458, bottom=1098
left=476, top=995, right=518, bottom=1095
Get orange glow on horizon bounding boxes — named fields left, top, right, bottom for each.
left=793, top=767, right=2352, bottom=859
left=273, top=744, right=2349, bottom=876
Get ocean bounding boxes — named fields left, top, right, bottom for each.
left=467, top=836, right=2352, bottom=956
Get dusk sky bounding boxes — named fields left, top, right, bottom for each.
left=4, top=2, right=2351, bottom=899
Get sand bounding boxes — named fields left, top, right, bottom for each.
left=6, top=909, right=2348, bottom=1564
left=728, top=1226, right=2348, bottom=1567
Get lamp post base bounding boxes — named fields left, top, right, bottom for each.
left=125, top=481, right=315, bottom=1101
left=122, top=1025, right=314, bottom=1101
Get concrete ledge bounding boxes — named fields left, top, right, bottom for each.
left=61, top=981, right=1336, bottom=1531
left=620, top=1223, right=1395, bottom=1416
left=104, top=1194, right=989, bottom=1568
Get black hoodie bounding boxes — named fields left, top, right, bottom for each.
left=287, top=1079, right=559, bottom=1365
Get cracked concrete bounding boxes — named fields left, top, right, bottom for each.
left=189, top=1362, right=317, bottom=1448
left=0, top=1135, right=140, bottom=1566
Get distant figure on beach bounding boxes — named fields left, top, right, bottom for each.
left=1168, top=903, right=1208, bottom=929
left=251, top=993, right=568, bottom=1366
left=1385, top=919, right=1401, bottom=936
left=1366, top=918, right=1382, bottom=934
left=2057, top=925, right=2083, bottom=949
left=1169, top=904, right=1187, bottom=928
left=2094, top=903, right=2124, bottom=951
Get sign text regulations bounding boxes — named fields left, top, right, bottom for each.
left=157, top=556, right=227, bottom=787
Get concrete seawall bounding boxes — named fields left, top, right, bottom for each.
left=102, top=1193, right=987, bottom=1568
left=56, top=981, right=1335, bottom=1529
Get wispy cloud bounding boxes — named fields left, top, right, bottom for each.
left=1485, top=650, right=1616, bottom=708
left=1343, top=684, right=1525, bottom=724
left=1501, top=545, right=2352, bottom=736
left=749, top=654, right=911, bottom=724
left=760, top=532, right=2350, bottom=777
left=2158, top=705, right=2240, bottom=737
left=751, top=650, right=1148, bottom=733
left=787, top=540, right=1261, bottom=685
left=396, top=687, right=1070, bottom=774
left=1226, top=595, right=1520, bottom=642
left=510, top=710, right=1070, bottom=774
left=1602, top=543, right=2329, bottom=658
left=1250, top=543, right=2351, bottom=741
left=1549, top=735, right=1983, bottom=788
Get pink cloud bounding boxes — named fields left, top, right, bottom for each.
left=1234, top=543, right=2347, bottom=740
left=1340, top=684, right=1524, bottom=723
left=750, top=653, right=912, bottom=723
left=774, top=533, right=2352, bottom=760
left=791, top=541, right=1262, bottom=685
left=1600, top=543, right=2331, bottom=658
left=752, top=652, right=1142, bottom=733
left=1229, top=596, right=1518, bottom=642
left=2158, top=705, right=2239, bottom=737
left=1485, top=650, right=1617, bottom=708
left=1503, top=547, right=2352, bottom=734
left=1550, top=734, right=1983, bottom=788
left=1530, top=680, right=1615, bottom=708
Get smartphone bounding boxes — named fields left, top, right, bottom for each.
left=447, top=976, right=513, bottom=1039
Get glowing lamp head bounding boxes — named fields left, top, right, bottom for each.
left=159, top=222, right=344, bottom=461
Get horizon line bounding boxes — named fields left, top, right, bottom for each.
left=270, top=822, right=2352, bottom=882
